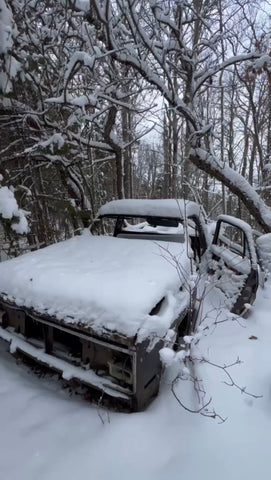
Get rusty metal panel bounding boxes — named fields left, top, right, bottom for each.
left=4, top=307, right=26, bottom=335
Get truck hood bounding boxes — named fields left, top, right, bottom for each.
left=0, top=232, right=190, bottom=339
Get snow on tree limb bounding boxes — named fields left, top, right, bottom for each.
left=190, top=148, right=271, bottom=232
left=194, top=52, right=269, bottom=94
left=0, top=185, right=29, bottom=234
left=0, top=0, right=21, bottom=93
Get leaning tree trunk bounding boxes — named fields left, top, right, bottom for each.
left=189, top=149, right=271, bottom=233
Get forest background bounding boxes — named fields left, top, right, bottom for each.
left=1, top=0, right=271, bottom=256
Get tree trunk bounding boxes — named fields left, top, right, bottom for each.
left=189, top=149, right=271, bottom=232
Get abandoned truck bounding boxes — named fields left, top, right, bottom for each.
left=0, top=199, right=260, bottom=411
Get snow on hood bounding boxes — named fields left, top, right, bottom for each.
left=0, top=233, right=190, bottom=339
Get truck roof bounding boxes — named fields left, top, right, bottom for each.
left=98, top=199, right=202, bottom=220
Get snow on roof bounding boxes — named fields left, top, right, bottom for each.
left=98, top=199, right=202, bottom=220
left=0, top=232, right=190, bottom=340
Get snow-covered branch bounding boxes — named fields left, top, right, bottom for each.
left=0, top=183, right=29, bottom=234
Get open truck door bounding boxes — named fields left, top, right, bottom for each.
left=210, top=215, right=259, bottom=316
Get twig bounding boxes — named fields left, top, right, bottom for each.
left=198, top=356, right=263, bottom=398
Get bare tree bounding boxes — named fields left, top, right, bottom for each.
left=88, top=0, right=271, bottom=231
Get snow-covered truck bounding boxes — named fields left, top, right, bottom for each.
left=0, top=199, right=259, bottom=411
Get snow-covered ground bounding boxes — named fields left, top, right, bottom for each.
left=1, top=278, right=271, bottom=480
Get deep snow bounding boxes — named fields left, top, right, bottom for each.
left=1, top=277, right=271, bottom=479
